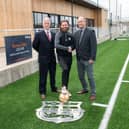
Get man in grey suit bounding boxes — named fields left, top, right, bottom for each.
left=74, top=16, right=97, bottom=101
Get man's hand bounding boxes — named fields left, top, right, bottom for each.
left=88, top=59, right=94, bottom=64
left=68, top=46, right=72, bottom=53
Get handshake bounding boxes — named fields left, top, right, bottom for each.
left=68, top=46, right=72, bottom=53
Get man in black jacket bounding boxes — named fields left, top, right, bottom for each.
left=55, top=20, right=74, bottom=89
left=74, top=16, right=97, bottom=100
left=33, top=17, right=57, bottom=100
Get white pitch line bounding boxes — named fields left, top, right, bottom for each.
left=122, top=80, right=129, bottom=83
left=98, top=54, right=129, bottom=129
left=117, top=39, right=128, bottom=40
left=92, top=103, right=108, bottom=108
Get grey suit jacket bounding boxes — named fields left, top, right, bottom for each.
left=74, top=28, right=97, bottom=61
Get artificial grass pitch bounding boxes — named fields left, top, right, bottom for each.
left=0, top=39, right=129, bottom=129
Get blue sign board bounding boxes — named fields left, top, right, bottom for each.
left=5, top=35, right=32, bottom=65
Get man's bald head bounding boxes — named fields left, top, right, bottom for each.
left=77, top=16, right=86, bottom=29
left=78, top=16, right=86, bottom=22
left=42, top=17, right=51, bottom=30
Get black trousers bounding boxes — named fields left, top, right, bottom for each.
left=58, top=56, right=72, bottom=88
left=39, top=60, right=57, bottom=95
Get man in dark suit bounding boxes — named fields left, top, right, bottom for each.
left=33, top=17, right=57, bottom=100
left=74, top=16, right=97, bottom=101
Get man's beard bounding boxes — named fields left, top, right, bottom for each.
left=61, top=27, right=69, bottom=32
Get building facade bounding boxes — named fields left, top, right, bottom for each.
left=0, top=0, right=108, bottom=47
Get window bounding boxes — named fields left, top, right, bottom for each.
left=55, top=15, right=58, bottom=28
left=33, top=12, right=42, bottom=28
left=73, top=16, right=78, bottom=27
left=60, top=15, right=72, bottom=27
left=50, top=15, right=55, bottom=28
left=42, top=13, right=48, bottom=19
left=33, top=12, right=79, bottom=32
left=86, top=18, right=95, bottom=27
left=33, top=12, right=59, bottom=29
left=33, top=12, right=48, bottom=28
left=60, top=16, right=65, bottom=21
left=49, top=14, right=59, bottom=28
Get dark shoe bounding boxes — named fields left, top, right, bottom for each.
left=41, top=94, right=46, bottom=100
left=77, top=90, right=89, bottom=94
left=89, top=95, right=96, bottom=101
left=52, top=90, right=60, bottom=93
left=52, top=89, right=59, bottom=93
left=52, top=86, right=58, bottom=93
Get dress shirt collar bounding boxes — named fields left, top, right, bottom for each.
left=44, top=29, right=51, bottom=34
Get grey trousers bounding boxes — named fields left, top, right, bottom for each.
left=77, top=59, right=96, bottom=95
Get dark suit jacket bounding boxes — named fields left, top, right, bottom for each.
left=32, top=30, right=56, bottom=64
left=74, top=28, right=97, bottom=61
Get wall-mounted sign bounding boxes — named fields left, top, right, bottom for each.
left=5, top=35, right=32, bottom=65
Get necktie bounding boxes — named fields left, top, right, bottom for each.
left=79, top=29, right=83, bottom=45
left=46, top=31, right=51, bottom=41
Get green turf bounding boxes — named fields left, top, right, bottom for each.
left=108, top=83, right=129, bottom=129
left=0, top=39, right=129, bottom=129
left=108, top=56, right=129, bottom=129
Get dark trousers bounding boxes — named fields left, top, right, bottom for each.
left=58, top=56, right=72, bottom=88
left=39, top=61, right=56, bottom=95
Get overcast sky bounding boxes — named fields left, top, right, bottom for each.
left=90, top=0, right=129, bottom=19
